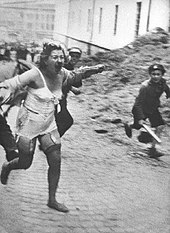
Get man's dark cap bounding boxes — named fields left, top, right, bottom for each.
left=148, top=64, right=166, bottom=74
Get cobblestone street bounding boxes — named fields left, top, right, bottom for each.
left=0, top=94, right=170, bottom=233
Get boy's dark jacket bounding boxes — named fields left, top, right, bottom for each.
left=132, top=78, right=170, bottom=120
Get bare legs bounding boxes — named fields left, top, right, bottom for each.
left=45, top=146, right=69, bottom=213
left=1, top=134, right=69, bottom=212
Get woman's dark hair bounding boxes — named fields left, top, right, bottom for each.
left=39, top=41, right=66, bottom=68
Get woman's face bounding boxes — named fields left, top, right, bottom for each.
left=46, top=49, right=65, bottom=74
left=150, top=70, right=163, bottom=83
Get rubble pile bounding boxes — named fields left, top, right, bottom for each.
left=81, top=28, right=170, bottom=87
left=80, top=28, right=170, bottom=125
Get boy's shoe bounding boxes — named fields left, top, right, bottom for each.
left=124, top=123, right=132, bottom=138
left=148, top=147, right=164, bottom=158
left=0, top=162, right=10, bottom=185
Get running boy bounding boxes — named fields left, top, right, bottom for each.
left=124, top=64, right=170, bottom=158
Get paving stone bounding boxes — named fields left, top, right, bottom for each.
left=0, top=100, right=169, bottom=233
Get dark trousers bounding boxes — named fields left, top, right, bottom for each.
left=0, top=114, right=18, bottom=161
left=132, top=108, right=165, bottom=129
left=55, top=99, right=73, bottom=137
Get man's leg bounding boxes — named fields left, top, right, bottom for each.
left=0, top=136, right=36, bottom=185
left=0, top=114, right=18, bottom=161
left=124, top=117, right=142, bottom=138
left=148, top=111, right=165, bottom=158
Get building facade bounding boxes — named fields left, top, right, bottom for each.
left=53, top=0, right=170, bottom=53
left=0, top=0, right=169, bottom=52
left=0, top=0, right=56, bottom=43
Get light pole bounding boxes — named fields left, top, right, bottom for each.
left=146, top=0, right=152, bottom=31
left=87, top=0, right=96, bottom=55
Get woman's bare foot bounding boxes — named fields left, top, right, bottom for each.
left=47, top=201, right=69, bottom=213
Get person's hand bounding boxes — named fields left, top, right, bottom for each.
left=0, top=86, right=11, bottom=105
left=96, top=64, right=105, bottom=73
left=138, top=119, right=145, bottom=126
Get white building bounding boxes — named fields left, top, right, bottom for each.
left=0, top=0, right=56, bottom=43
left=53, top=0, right=170, bottom=53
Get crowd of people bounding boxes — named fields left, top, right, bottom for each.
left=0, top=42, right=41, bottom=63
left=0, top=39, right=169, bottom=213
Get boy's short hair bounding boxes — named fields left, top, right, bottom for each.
left=148, top=64, right=166, bottom=75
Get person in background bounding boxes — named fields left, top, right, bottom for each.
left=124, top=64, right=170, bottom=158
left=55, top=47, right=82, bottom=137
left=0, top=109, right=18, bottom=162
left=0, top=41, right=104, bottom=212
left=64, top=47, right=82, bottom=95
left=4, top=44, right=11, bottom=59
left=30, top=47, right=35, bottom=63
left=17, top=43, right=30, bottom=61
left=64, top=47, right=82, bottom=71
left=9, top=48, right=18, bottom=62
left=56, top=46, right=104, bottom=137
left=0, top=49, right=34, bottom=161
left=0, top=48, right=20, bottom=162
left=0, top=45, right=6, bottom=61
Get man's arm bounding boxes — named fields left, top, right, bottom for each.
left=0, top=68, right=38, bottom=105
left=164, top=83, right=170, bottom=99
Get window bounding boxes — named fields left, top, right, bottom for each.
left=135, top=2, right=142, bottom=37
left=20, top=12, right=24, bottom=18
left=98, top=7, right=103, bottom=33
left=27, top=23, right=32, bottom=29
left=87, top=9, right=92, bottom=32
left=41, top=23, right=44, bottom=30
left=114, top=5, right=119, bottom=35
left=27, top=13, right=31, bottom=19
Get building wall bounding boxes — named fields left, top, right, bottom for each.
left=53, top=0, right=169, bottom=52
left=53, top=0, right=70, bottom=43
left=0, top=0, right=56, bottom=43
left=147, top=0, right=169, bottom=31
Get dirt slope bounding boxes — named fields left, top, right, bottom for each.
left=74, top=29, right=170, bottom=158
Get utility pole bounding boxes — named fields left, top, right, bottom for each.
left=66, top=0, right=71, bottom=47
left=169, top=0, right=170, bottom=32
left=87, top=0, right=96, bottom=55
left=146, top=0, right=152, bottom=31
